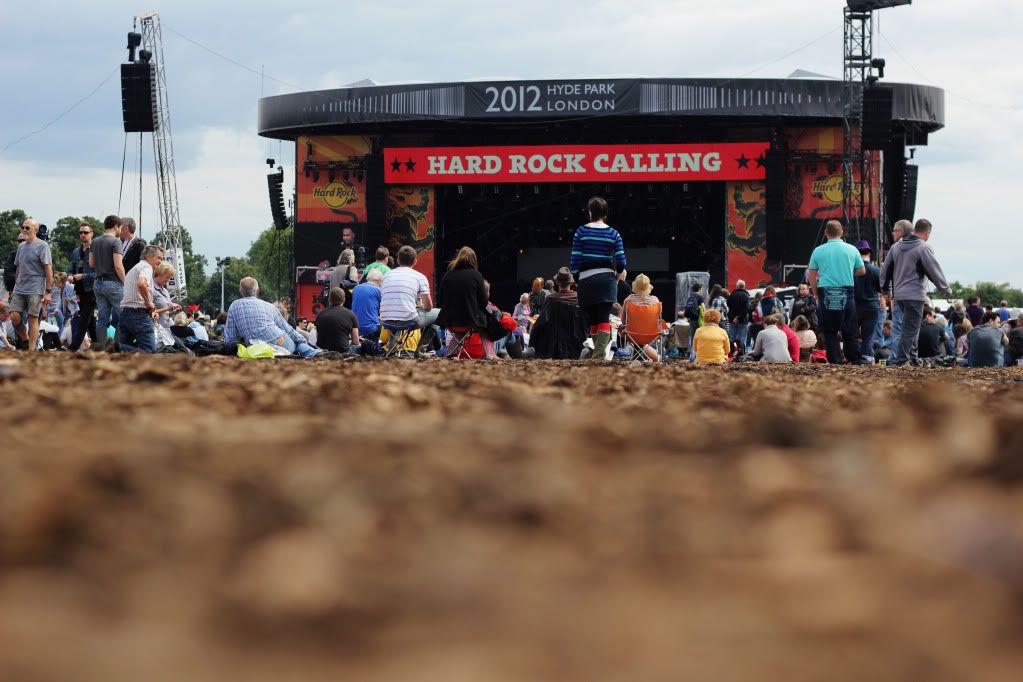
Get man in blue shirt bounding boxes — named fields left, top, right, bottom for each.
left=224, top=276, right=321, bottom=357
left=807, top=220, right=866, bottom=364
left=351, top=268, right=383, bottom=340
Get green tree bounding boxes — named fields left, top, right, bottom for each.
left=245, top=225, right=293, bottom=303
left=201, top=256, right=256, bottom=314
left=948, top=280, right=974, bottom=301
left=150, top=226, right=208, bottom=304
left=1, top=209, right=28, bottom=269
left=973, top=281, right=1023, bottom=307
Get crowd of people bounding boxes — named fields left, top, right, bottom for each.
left=3, top=208, right=1021, bottom=368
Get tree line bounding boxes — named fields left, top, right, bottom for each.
left=1, top=209, right=293, bottom=314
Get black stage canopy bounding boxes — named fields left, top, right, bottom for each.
left=258, top=77, right=944, bottom=139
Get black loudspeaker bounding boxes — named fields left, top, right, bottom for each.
left=121, top=63, right=158, bottom=133
left=861, top=87, right=894, bottom=150
left=764, top=149, right=788, bottom=259
left=268, top=168, right=289, bottom=230
left=901, top=164, right=918, bottom=221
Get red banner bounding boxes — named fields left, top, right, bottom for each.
left=384, top=143, right=769, bottom=184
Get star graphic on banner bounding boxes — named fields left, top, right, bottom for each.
left=390, top=158, right=402, bottom=172
left=405, top=158, right=416, bottom=172
left=755, top=154, right=766, bottom=168
left=736, top=154, right=750, bottom=169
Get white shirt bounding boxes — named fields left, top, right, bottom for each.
left=121, top=260, right=154, bottom=309
left=379, top=266, right=430, bottom=322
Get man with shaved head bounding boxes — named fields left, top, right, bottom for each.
left=8, top=218, right=53, bottom=350
left=224, top=276, right=321, bottom=357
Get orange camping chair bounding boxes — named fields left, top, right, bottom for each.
left=619, top=300, right=667, bottom=362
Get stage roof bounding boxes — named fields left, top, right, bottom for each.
left=258, top=77, right=944, bottom=140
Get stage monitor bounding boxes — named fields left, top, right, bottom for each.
left=847, top=0, right=911, bottom=11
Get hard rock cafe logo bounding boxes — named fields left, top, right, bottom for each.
left=812, top=174, right=862, bottom=204
left=314, top=181, right=358, bottom=209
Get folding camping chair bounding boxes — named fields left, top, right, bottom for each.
left=619, top=300, right=668, bottom=362
left=381, top=320, right=420, bottom=358
left=444, top=326, right=480, bottom=360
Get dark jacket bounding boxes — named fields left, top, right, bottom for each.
left=69, top=244, right=96, bottom=295
left=122, top=237, right=147, bottom=273
left=529, top=298, right=588, bottom=359
left=759, top=294, right=785, bottom=321
left=436, top=265, right=489, bottom=330
left=854, top=261, right=881, bottom=305
left=3, top=250, right=16, bottom=294
left=790, top=293, right=818, bottom=326
left=726, top=288, right=751, bottom=324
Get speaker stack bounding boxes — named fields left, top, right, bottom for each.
left=901, top=164, right=919, bottom=221
left=764, top=149, right=788, bottom=260
left=268, top=168, right=289, bottom=230
left=861, top=86, right=894, bottom=150
left=121, top=63, right=158, bottom=133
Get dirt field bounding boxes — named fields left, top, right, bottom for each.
left=2, top=353, right=1023, bottom=681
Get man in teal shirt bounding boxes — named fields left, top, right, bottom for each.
left=807, top=220, right=866, bottom=364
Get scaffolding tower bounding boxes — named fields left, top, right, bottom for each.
left=136, top=11, right=187, bottom=300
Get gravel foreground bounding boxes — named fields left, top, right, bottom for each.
left=2, top=353, right=1023, bottom=681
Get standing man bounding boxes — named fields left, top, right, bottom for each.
left=117, top=244, right=164, bottom=353
left=879, top=218, right=952, bottom=366
left=90, top=215, right=126, bottom=349
left=68, top=222, right=97, bottom=350
left=885, top=219, right=913, bottom=363
left=120, top=217, right=146, bottom=272
left=854, top=240, right=882, bottom=363
left=807, top=220, right=865, bottom=364
left=790, top=282, right=818, bottom=330
left=726, top=279, right=751, bottom=352
left=8, top=218, right=54, bottom=350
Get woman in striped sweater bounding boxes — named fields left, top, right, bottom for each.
left=570, top=196, right=627, bottom=360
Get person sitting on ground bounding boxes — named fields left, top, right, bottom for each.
left=529, top=277, right=548, bottom=314
left=1006, top=313, right=1023, bottom=365
left=792, top=314, right=817, bottom=363
left=187, top=313, right=209, bottom=341
left=512, top=293, right=531, bottom=332
left=967, top=311, right=1008, bottom=368
left=213, top=312, right=227, bottom=340
left=351, top=268, right=383, bottom=341
left=953, top=320, right=972, bottom=365
left=152, top=262, right=183, bottom=349
left=529, top=267, right=588, bottom=360
left=478, top=280, right=524, bottom=359
left=947, top=300, right=966, bottom=327
left=751, top=314, right=792, bottom=363
left=666, top=310, right=690, bottom=357
left=361, top=245, right=391, bottom=280
left=918, top=307, right=949, bottom=359
left=0, top=302, right=13, bottom=350
left=379, top=245, right=440, bottom=352
left=692, top=308, right=730, bottom=365
left=315, top=287, right=361, bottom=354
left=779, top=317, right=800, bottom=363
left=225, top=277, right=321, bottom=357
left=436, top=246, right=490, bottom=352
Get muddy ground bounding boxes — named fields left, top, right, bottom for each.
left=2, top=353, right=1023, bottom=681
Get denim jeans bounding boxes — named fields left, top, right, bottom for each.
left=281, top=335, right=321, bottom=358
left=856, top=301, right=880, bottom=363
left=94, top=279, right=123, bottom=347
left=819, top=286, right=860, bottom=364
left=895, top=300, right=924, bottom=365
left=729, top=322, right=749, bottom=352
left=118, top=306, right=156, bottom=353
left=891, top=303, right=904, bottom=364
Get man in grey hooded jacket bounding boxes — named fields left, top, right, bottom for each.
left=879, top=218, right=953, bottom=365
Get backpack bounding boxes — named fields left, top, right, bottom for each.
left=683, top=293, right=702, bottom=321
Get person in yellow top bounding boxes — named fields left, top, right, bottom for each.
left=692, top=308, right=730, bottom=365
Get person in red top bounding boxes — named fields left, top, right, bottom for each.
left=779, top=321, right=800, bottom=363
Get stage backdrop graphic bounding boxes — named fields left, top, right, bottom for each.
left=726, top=180, right=773, bottom=288
left=786, top=128, right=878, bottom=220
left=384, top=143, right=769, bottom=184
left=385, top=185, right=436, bottom=289
left=296, top=135, right=370, bottom=223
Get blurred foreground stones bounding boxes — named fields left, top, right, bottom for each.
left=2, top=353, right=1023, bottom=681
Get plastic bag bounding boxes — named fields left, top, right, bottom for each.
left=237, top=341, right=276, bottom=359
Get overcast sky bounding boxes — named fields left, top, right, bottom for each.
left=2, top=0, right=1020, bottom=285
